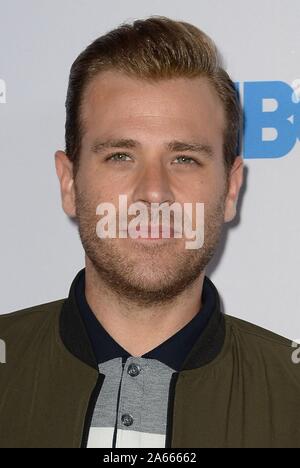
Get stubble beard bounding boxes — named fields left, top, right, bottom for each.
left=74, top=188, right=226, bottom=308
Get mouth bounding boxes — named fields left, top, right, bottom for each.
left=117, top=225, right=177, bottom=241
left=133, top=225, right=176, bottom=240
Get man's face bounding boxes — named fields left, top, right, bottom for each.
left=56, top=70, right=243, bottom=306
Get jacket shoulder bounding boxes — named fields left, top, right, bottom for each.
left=224, top=314, right=300, bottom=380
left=0, top=299, right=66, bottom=337
left=225, top=314, right=293, bottom=348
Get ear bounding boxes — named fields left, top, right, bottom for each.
left=54, top=150, right=76, bottom=218
left=224, top=156, right=244, bottom=223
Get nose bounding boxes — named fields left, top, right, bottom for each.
left=131, top=158, right=175, bottom=206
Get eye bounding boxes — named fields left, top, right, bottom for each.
left=173, top=156, right=199, bottom=165
left=106, top=152, right=132, bottom=163
left=104, top=153, right=200, bottom=166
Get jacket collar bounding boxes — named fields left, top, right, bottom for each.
left=59, top=269, right=226, bottom=372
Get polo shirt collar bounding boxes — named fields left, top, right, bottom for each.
left=59, top=268, right=226, bottom=372
left=75, top=268, right=215, bottom=371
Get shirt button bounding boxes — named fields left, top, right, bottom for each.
left=121, top=413, right=134, bottom=427
left=127, top=363, right=141, bottom=377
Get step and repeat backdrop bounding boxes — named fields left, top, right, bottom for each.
left=0, top=0, right=299, bottom=340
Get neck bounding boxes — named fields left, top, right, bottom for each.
left=84, top=256, right=205, bottom=357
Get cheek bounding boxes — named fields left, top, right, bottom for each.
left=77, top=168, right=110, bottom=204
left=189, top=171, right=226, bottom=205
left=194, top=181, right=227, bottom=226
left=83, top=164, right=130, bottom=201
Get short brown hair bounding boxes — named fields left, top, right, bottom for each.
left=65, top=15, right=242, bottom=178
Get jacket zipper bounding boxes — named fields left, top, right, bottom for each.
left=112, top=357, right=127, bottom=448
left=80, top=373, right=105, bottom=448
left=165, top=372, right=179, bottom=448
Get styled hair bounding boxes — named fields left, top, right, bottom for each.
left=65, top=15, right=242, bottom=178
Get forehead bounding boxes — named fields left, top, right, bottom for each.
left=81, top=70, right=225, bottom=145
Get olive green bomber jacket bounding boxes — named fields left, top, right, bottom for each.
left=0, top=273, right=299, bottom=448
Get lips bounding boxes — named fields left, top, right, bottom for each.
left=135, top=225, right=175, bottom=238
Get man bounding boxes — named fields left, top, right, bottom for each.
left=0, top=15, right=299, bottom=449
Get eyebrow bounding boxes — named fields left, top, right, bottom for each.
left=90, top=138, right=214, bottom=159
